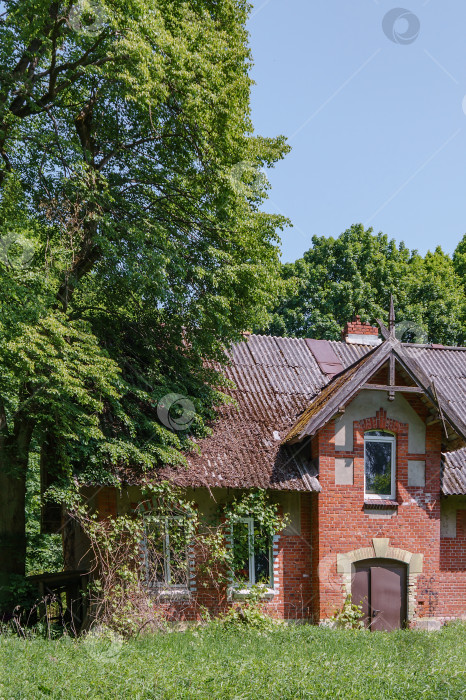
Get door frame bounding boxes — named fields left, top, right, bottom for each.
left=352, top=558, right=408, bottom=630
left=336, top=538, right=423, bottom=623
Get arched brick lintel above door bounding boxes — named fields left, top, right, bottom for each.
left=336, top=538, right=423, bottom=621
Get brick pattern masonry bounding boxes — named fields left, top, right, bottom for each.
left=342, top=316, right=379, bottom=339
left=94, top=394, right=466, bottom=624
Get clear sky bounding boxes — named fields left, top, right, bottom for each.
left=247, top=0, right=466, bottom=263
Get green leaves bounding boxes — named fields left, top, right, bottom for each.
left=3, top=622, right=466, bottom=698
left=0, top=3, right=288, bottom=589
left=265, top=224, right=466, bottom=346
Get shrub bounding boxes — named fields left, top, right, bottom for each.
left=217, top=585, right=282, bottom=631
left=330, top=595, right=365, bottom=630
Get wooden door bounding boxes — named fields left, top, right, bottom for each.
left=352, top=559, right=407, bottom=631
left=352, top=565, right=370, bottom=626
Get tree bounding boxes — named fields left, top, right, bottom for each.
left=0, top=0, right=289, bottom=606
left=453, top=233, right=466, bottom=289
left=264, top=224, right=465, bottom=345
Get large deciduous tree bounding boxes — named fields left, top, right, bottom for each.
left=453, top=233, right=466, bottom=289
left=0, top=0, right=289, bottom=606
left=264, top=224, right=465, bottom=344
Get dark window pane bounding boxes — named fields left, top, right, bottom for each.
left=167, top=519, right=189, bottom=586
left=253, top=523, right=271, bottom=585
left=145, top=518, right=189, bottom=586
left=232, top=521, right=251, bottom=584
left=232, top=520, right=272, bottom=586
left=145, top=521, right=166, bottom=584
left=254, top=548, right=271, bottom=585
left=365, top=441, right=392, bottom=495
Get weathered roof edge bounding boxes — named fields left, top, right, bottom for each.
left=282, top=339, right=393, bottom=443
left=442, top=447, right=466, bottom=496
left=394, top=344, right=466, bottom=441
left=284, top=338, right=466, bottom=445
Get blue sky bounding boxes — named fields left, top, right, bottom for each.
left=247, top=1, right=466, bottom=263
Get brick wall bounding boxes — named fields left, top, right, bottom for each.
left=280, top=494, right=314, bottom=619
left=182, top=492, right=315, bottom=621
left=438, top=503, right=466, bottom=620
left=90, top=405, right=466, bottom=625
left=342, top=316, right=379, bottom=340
left=312, top=397, right=466, bottom=625
left=114, top=489, right=316, bottom=622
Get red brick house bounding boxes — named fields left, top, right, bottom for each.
left=73, top=312, right=466, bottom=631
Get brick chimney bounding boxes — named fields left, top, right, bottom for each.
left=342, top=316, right=381, bottom=346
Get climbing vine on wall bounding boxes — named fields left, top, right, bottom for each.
left=64, top=484, right=288, bottom=635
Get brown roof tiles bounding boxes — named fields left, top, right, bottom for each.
left=154, top=335, right=466, bottom=495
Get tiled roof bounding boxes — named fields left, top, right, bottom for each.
left=155, top=335, right=466, bottom=494
left=159, top=335, right=369, bottom=492
left=442, top=448, right=466, bottom=496
left=403, top=346, right=466, bottom=423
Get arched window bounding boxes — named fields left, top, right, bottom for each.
left=364, top=430, right=396, bottom=499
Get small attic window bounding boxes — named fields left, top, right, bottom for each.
left=364, top=430, right=396, bottom=500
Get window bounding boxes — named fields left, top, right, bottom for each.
left=143, top=515, right=190, bottom=589
left=231, top=517, right=273, bottom=588
left=364, top=430, right=396, bottom=499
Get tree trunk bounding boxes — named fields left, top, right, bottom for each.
left=0, top=417, right=34, bottom=611
left=40, top=433, right=62, bottom=534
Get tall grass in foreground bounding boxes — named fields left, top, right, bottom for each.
left=1, top=623, right=465, bottom=699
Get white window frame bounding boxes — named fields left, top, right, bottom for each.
left=229, top=516, right=274, bottom=596
left=364, top=431, right=396, bottom=500
left=143, top=514, right=191, bottom=594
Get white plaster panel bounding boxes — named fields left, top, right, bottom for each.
left=334, top=390, right=426, bottom=454
left=365, top=509, right=396, bottom=519
left=441, top=500, right=457, bottom=538
left=278, top=491, right=301, bottom=535
left=408, top=460, right=426, bottom=487
left=120, top=486, right=304, bottom=537
left=335, top=458, right=354, bottom=485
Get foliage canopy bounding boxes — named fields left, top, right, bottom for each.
left=264, top=224, right=466, bottom=345
left=0, top=0, right=288, bottom=596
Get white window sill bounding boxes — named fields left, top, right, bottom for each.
left=227, top=586, right=276, bottom=602
left=149, top=587, right=192, bottom=601
left=365, top=495, right=392, bottom=499
left=364, top=496, right=398, bottom=506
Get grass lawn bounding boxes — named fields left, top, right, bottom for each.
left=1, top=623, right=465, bottom=699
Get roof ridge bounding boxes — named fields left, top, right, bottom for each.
left=246, top=333, right=466, bottom=352
left=402, top=343, right=466, bottom=351
left=250, top=334, right=373, bottom=345
left=282, top=342, right=387, bottom=443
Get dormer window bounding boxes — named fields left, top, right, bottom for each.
left=364, top=430, right=396, bottom=500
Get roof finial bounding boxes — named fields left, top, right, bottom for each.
left=389, top=294, right=396, bottom=338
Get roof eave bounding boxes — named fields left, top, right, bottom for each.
left=284, top=339, right=395, bottom=443
left=393, top=345, right=466, bottom=442
left=284, top=338, right=466, bottom=446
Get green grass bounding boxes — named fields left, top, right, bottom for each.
left=1, top=623, right=465, bottom=699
